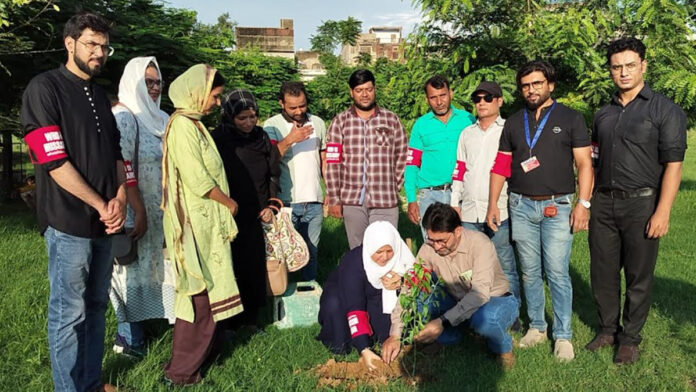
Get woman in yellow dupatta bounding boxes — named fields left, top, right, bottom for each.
left=160, top=63, right=243, bottom=385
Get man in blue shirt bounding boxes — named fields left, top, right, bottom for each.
left=405, top=75, right=476, bottom=239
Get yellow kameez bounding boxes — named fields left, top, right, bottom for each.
left=161, top=64, right=243, bottom=323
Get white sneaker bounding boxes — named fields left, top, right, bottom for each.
left=554, top=339, right=575, bottom=361
left=519, top=328, right=547, bottom=348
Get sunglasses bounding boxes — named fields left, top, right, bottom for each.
left=472, top=94, right=495, bottom=103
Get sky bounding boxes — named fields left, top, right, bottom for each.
left=164, top=0, right=423, bottom=51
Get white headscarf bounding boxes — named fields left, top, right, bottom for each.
left=117, top=56, right=169, bottom=137
left=362, top=221, right=415, bottom=314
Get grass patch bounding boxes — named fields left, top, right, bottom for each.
left=1, top=133, right=695, bottom=391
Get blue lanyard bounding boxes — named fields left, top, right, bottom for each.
left=523, top=101, right=556, bottom=154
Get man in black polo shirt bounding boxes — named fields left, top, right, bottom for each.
left=586, top=37, right=687, bottom=365
left=486, top=60, right=593, bottom=361
left=21, top=12, right=125, bottom=392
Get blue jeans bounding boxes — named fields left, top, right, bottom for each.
left=462, top=220, right=521, bottom=303
left=290, top=202, right=323, bottom=281
left=44, top=226, right=113, bottom=392
left=509, top=192, right=574, bottom=340
left=417, top=188, right=451, bottom=240
left=117, top=321, right=144, bottom=347
left=418, top=278, right=519, bottom=354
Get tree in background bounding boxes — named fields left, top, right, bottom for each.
left=310, top=17, right=362, bottom=54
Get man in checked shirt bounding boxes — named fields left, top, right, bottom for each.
left=325, top=69, right=408, bottom=249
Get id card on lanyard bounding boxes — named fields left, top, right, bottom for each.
left=521, top=102, right=556, bottom=173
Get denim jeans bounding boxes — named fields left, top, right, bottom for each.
left=44, top=226, right=113, bottom=392
left=290, top=202, right=323, bottom=281
left=117, top=321, right=145, bottom=347
left=509, top=192, right=574, bottom=340
left=418, top=276, right=519, bottom=354
left=462, top=220, right=521, bottom=303
left=417, top=188, right=451, bottom=240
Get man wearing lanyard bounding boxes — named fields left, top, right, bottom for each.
left=586, top=37, right=686, bottom=365
left=486, top=60, right=593, bottom=361
left=405, top=75, right=475, bottom=239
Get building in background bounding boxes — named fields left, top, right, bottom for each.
left=296, top=50, right=326, bottom=81
left=340, top=26, right=404, bottom=66
left=235, top=19, right=294, bottom=59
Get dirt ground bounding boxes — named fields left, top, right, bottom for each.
left=311, top=345, right=440, bottom=389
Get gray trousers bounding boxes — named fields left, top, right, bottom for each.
left=342, top=204, right=399, bottom=249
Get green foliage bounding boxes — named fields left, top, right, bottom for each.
left=398, top=259, right=443, bottom=345
left=410, top=0, right=696, bottom=124
left=211, top=49, right=299, bottom=121
left=310, top=17, right=361, bottom=54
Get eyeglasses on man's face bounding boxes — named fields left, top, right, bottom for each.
left=77, top=39, right=114, bottom=56
left=520, top=79, right=547, bottom=91
left=609, top=62, right=639, bottom=74
left=426, top=232, right=453, bottom=247
left=472, top=93, right=495, bottom=104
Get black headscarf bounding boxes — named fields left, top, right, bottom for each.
left=213, top=89, right=280, bottom=214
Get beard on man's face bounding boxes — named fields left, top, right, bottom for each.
left=525, top=90, right=551, bottom=110
left=74, top=54, right=104, bottom=77
left=354, top=99, right=376, bottom=111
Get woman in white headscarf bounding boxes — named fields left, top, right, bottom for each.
left=317, top=221, right=414, bottom=370
left=109, top=56, right=174, bottom=358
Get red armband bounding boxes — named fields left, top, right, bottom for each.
left=591, top=142, right=599, bottom=160
left=452, top=160, right=466, bottom=181
left=490, top=152, right=512, bottom=178
left=326, top=142, right=342, bottom=164
left=270, top=139, right=278, bottom=146
left=124, top=160, right=137, bottom=187
left=406, top=147, right=422, bottom=167
left=24, top=125, right=68, bottom=164
left=347, top=310, right=373, bottom=338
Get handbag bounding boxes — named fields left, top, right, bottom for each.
left=262, top=198, right=310, bottom=295
left=113, top=104, right=140, bottom=266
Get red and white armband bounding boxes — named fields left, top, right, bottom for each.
left=24, top=125, right=68, bottom=164
left=591, top=142, right=599, bottom=160
left=347, top=310, right=373, bottom=338
left=124, top=160, right=137, bottom=187
left=406, top=147, right=423, bottom=167
left=452, top=160, right=466, bottom=181
left=326, top=142, right=343, bottom=164
left=490, top=152, right=512, bottom=178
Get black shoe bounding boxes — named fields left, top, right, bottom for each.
left=585, top=333, right=615, bottom=352
left=614, top=344, right=640, bottom=365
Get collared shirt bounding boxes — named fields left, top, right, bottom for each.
left=498, top=102, right=590, bottom=195
left=592, top=84, right=687, bottom=192
left=325, top=105, right=408, bottom=208
left=20, top=64, right=122, bottom=238
left=390, top=229, right=509, bottom=336
left=263, top=113, right=327, bottom=203
left=451, top=116, right=509, bottom=223
left=404, top=106, right=476, bottom=202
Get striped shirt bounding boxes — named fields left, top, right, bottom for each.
left=325, top=105, right=408, bottom=208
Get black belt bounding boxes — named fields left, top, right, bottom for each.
left=522, top=193, right=567, bottom=201
left=423, top=184, right=451, bottom=191
left=599, top=187, right=656, bottom=200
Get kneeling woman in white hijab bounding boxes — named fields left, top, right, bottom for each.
left=317, top=221, right=414, bottom=369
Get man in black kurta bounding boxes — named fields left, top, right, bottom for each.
left=587, top=37, right=687, bottom=365
left=20, top=12, right=126, bottom=392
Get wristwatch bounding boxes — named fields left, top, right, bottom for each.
left=578, top=198, right=591, bottom=209
left=439, top=315, right=452, bottom=329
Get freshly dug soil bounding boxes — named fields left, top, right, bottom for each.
left=312, top=345, right=439, bottom=389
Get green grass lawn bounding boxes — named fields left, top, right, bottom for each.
left=1, top=133, right=695, bottom=391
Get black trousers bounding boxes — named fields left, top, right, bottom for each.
left=588, top=191, right=660, bottom=345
